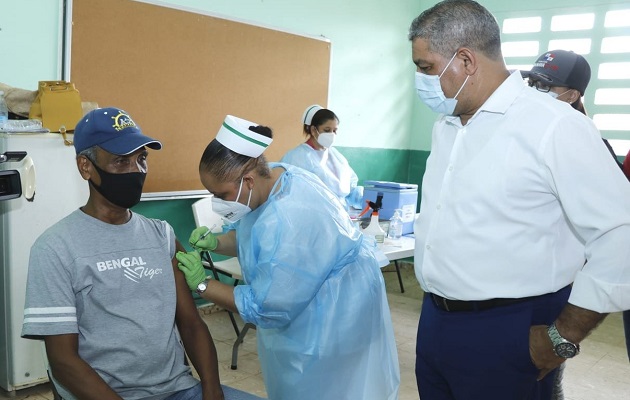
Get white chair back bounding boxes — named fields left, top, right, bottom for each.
left=190, top=196, right=255, bottom=371
left=191, top=196, right=224, bottom=233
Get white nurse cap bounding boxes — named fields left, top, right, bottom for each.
left=215, top=115, right=272, bottom=158
left=301, top=104, right=323, bottom=125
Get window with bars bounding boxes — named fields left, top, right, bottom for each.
left=498, top=7, right=630, bottom=155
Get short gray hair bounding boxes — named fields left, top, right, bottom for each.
left=408, top=0, right=503, bottom=60
left=78, top=145, right=99, bottom=163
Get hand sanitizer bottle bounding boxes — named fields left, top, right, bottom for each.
left=387, top=209, right=403, bottom=241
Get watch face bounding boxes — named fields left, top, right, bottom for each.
left=196, top=282, right=208, bottom=294
left=555, top=342, right=578, bottom=358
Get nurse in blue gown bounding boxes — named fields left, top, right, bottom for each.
left=176, top=115, right=399, bottom=400
left=281, top=105, right=364, bottom=213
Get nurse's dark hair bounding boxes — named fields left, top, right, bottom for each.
left=303, top=109, right=339, bottom=136
left=199, top=125, right=272, bottom=182
left=408, top=0, right=503, bottom=61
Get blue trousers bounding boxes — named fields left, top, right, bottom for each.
left=165, top=383, right=265, bottom=400
left=165, top=383, right=202, bottom=400
left=415, top=286, right=571, bottom=400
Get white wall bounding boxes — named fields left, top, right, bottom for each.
left=0, top=0, right=64, bottom=90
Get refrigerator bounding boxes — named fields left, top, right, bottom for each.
left=0, top=133, right=88, bottom=391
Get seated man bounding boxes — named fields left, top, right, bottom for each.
left=21, top=107, right=224, bottom=400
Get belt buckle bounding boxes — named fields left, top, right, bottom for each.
left=441, top=297, right=450, bottom=312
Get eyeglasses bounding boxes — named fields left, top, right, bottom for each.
left=527, top=79, right=552, bottom=93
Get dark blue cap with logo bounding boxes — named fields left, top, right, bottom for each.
left=522, top=50, right=591, bottom=95
left=73, top=107, right=162, bottom=155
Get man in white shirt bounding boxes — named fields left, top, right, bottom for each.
left=409, top=1, right=630, bottom=399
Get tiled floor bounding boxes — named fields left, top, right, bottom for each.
left=2, top=262, right=629, bottom=399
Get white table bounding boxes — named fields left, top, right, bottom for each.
left=381, top=234, right=415, bottom=260
left=379, top=234, right=415, bottom=293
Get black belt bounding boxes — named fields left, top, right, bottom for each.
left=429, top=293, right=536, bottom=312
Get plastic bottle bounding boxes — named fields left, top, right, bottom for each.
left=0, top=91, right=8, bottom=127
left=363, top=211, right=385, bottom=244
left=387, top=209, right=403, bottom=241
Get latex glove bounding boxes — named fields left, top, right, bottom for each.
left=176, top=250, right=207, bottom=291
left=189, top=226, right=218, bottom=252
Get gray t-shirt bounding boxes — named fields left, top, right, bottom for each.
left=21, top=210, right=198, bottom=400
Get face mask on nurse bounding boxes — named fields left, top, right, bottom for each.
left=316, top=129, right=335, bottom=148
left=211, top=177, right=253, bottom=223
left=415, top=52, right=470, bottom=115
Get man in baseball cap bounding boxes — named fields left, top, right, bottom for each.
left=522, top=50, right=591, bottom=107
left=71, top=107, right=163, bottom=209
left=523, top=50, right=623, bottom=168
left=21, top=106, right=227, bottom=399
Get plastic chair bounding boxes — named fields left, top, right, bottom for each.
left=191, top=196, right=256, bottom=370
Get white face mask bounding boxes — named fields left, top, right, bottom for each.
left=316, top=130, right=335, bottom=148
left=547, top=88, right=571, bottom=100
left=414, top=52, right=469, bottom=115
left=211, top=177, right=252, bottom=223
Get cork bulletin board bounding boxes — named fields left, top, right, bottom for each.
left=69, top=0, right=330, bottom=195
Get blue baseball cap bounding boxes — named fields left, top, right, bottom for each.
left=73, top=107, right=162, bottom=155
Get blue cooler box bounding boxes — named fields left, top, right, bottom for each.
left=362, top=180, right=418, bottom=234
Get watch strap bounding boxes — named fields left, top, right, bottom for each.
left=547, top=322, right=580, bottom=358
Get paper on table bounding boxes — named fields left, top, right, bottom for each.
left=0, top=119, right=50, bottom=133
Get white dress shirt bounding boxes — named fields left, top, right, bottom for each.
left=414, top=71, right=630, bottom=313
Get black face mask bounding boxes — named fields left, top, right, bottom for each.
left=89, top=162, right=146, bottom=209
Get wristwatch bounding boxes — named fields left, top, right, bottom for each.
left=547, top=323, right=580, bottom=358
left=196, top=280, right=208, bottom=295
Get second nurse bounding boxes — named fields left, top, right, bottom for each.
left=281, top=105, right=364, bottom=212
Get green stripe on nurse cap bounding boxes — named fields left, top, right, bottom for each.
left=215, top=115, right=273, bottom=158
left=302, top=104, right=323, bottom=125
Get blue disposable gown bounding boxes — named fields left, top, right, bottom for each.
left=280, top=143, right=364, bottom=211
left=233, top=163, right=399, bottom=400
